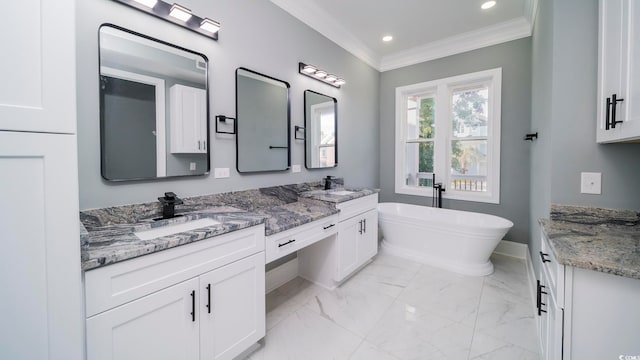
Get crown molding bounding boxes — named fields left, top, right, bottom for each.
left=270, top=0, right=380, bottom=69
left=379, top=17, right=532, bottom=72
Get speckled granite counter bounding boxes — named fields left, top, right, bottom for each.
left=81, top=181, right=377, bottom=270
left=540, top=204, right=640, bottom=280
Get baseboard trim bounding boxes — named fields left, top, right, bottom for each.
left=493, top=240, right=528, bottom=258
left=265, top=258, right=299, bottom=294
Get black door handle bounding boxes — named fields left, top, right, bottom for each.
left=323, top=224, right=335, bottom=230
left=611, top=93, right=624, bottom=128
left=358, top=220, right=363, bottom=234
left=206, top=284, right=211, bottom=314
left=190, top=290, right=196, bottom=322
left=363, top=219, right=366, bottom=233
left=606, top=96, right=612, bottom=130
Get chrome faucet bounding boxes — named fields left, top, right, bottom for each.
left=158, top=192, right=183, bottom=219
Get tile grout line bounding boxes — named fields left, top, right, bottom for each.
left=466, top=275, right=487, bottom=360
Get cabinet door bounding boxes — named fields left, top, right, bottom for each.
left=336, top=215, right=361, bottom=281
left=0, top=0, right=76, bottom=133
left=0, top=132, right=83, bottom=360
left=86, top=278, right=199, bottom=360
left=199, top=253, right=265, bottom=360
left=598, top=0, right=640, bottom=142
left=170, top=85, right=207, bottom=153
left=358, top=209, right=379, bottom=263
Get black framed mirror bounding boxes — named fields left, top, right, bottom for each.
left=304, top=90, right=337, bottom=169
left=99, top=24, right=210, bottom=181
left=236, top=68, right=290, bottom=173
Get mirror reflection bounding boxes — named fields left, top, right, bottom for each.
left=99, top=24, right=209, bottom=181
left=236, top=68, right=290, bottom=173
left=304, top=90, right=337, bottom=169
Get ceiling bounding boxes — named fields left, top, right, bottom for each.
left=271, top=0, right=538, bottom=72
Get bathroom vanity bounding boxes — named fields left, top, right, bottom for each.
left=537, top=205, right=640, bottom=360
left=80, top=182, right=379, bottom=360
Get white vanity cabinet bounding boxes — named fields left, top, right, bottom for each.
left=85, top=225, right=266, bottom=360
left=299, top=194, right=378, bottom=288
left=597, top=0, right=640, bottom=143
left=537, top=233, right=640, bottom=359
left=170, top=84, right=207, bottom=153
left=335, top=196, right=379, bottom=281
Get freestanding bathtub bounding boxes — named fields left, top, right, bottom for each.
left=378, top=203, right=514, bottom=276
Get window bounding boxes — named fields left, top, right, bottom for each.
left=395, top=68, right=502, bottom=203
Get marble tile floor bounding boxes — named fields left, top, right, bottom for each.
left=246, top=251, right=540, bottom=360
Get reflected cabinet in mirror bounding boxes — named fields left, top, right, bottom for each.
left=304, top=90, right=337, bottom=169
left=99, top=24, right=209, bottom=181
left=236, top=68, right=290, bottom=173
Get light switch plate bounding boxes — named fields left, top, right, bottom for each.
left=580, top=172, right=602, bottom=194
left=292, top=164, right=301, bottom=173
left=214, top=168, right=230, bottom=178
left=190, top=162, right=196, bottom=171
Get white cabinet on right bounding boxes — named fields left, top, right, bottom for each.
left=170, top=84, right=207, bottom=153
left=597, top=0, right=640, bottom=143
left=538, top=233, right=640, bottom=359
left=335, top=208, right=378, bottom=281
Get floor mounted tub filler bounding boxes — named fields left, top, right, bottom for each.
left=378, top=203, right=514, bottom=276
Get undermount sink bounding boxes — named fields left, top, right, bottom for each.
left=134, top=218, right=221, bottom=240
left=331, top=190, right=355, bottom=196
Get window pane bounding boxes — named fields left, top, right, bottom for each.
left=452, top=87, right=488, bottom=138
left=405, top=142, right=434, bottom=187
left=407, top=96, right=435, bottom=139
left=450, top=140, right=487, bottom=192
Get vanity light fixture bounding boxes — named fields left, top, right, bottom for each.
left=481, top=1, right=496, bottom=10
left=169, top=3, right=192, bottom=21
left=299, top=62, right=345, bottom=88
left=200, top=18, right=220, bottom=33
left=110, top=0, right=220, bottom=40
left=132, top=0, right=158, bottom=8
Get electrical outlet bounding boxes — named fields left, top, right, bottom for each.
left=214, top=168, right=230, bottom=178
left=580, top=172, right=602, bottom=194
left=292, top=164, right=301, bottom=173
left=190, top=162, right=196, bottom=171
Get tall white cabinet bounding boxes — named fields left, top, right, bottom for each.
left=597, top=0, right=640, bottom=143
left=0, top=0, right=83, bottom=359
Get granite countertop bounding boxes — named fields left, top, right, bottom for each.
left=81, top=181, right=377, bottom=270
left=540, top=204, right=640, bottom=280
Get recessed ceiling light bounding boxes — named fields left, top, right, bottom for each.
left=481, top=1, right=496, bottom=10
left=382, top=35, right=393, bottom=42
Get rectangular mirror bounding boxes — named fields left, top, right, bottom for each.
left=304, top=90, right=337, bottom=169
left=99, top=24, right=209, bottom=181
left=236, top=68, right=290, bottom=173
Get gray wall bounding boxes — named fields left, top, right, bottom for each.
left=530, top=0, right=640, bottom=273
left=379, top=38, right=533, bottom=244
left=77, top=0, right=380, bottom=210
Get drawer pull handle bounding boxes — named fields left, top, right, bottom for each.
left=278, top=239, right=296, bottom=248
left=323, top=224, right=335, bottom=230
left=363, top=219, right=367, bottom=233
left=358, top=220, right=363, bottom=234
left=539, top=251, right=551, bottom=263
left=190, top=290, right=196, bottom=322
left=206, top=284, right=211, bottom=314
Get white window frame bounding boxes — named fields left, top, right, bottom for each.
left=394, top=68, right=502, bottom=204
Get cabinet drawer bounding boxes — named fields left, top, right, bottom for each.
left=540, top=233, right=565, bottom=307
left=336, top=194, right=378, bottom=222
left=265, top=215, right=338, bottom=264
left=85, top=225, right=265, bottom=317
